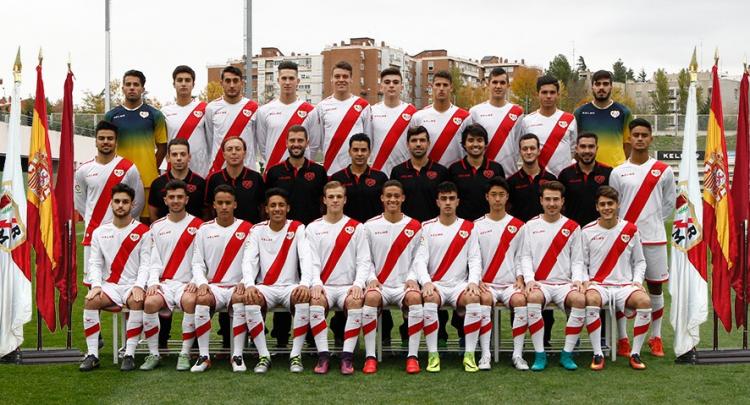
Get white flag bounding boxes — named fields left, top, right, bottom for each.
left=0, top=56, right=32, bottom=358
left=669, top=75, right=708, bottom=357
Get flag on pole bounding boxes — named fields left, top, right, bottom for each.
left=54, top=65, right=77, bottom=329
left=26, top=51, right=60, bottom=332
left=0, top=49, right=32, bottom=357
left=670, top=50, right=708, bottom=356
left=703, top=55, right=738, bottom=332
left=731, top=66, right=749, bottom=327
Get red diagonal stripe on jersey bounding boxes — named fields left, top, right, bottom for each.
left=323, top=97, right=369, bottom=171
left=480, top=322, right=493, bottom=335
left=161, top=217, right=203, bottom=282
left=538, top=112, right=574, bottom=170
left=311, top=320, right=328, bottom=336
left=482, top=218, right=525, bottom=283
left=84, top=323, right=100, bottom=337
left=363, top=320, right=378, bottom=335
left=209, top=99, right=258, bottom=174
left=377, top=219, right=421, bottom=284
left=464, top=320, right=482, bottom=334
left=262, top=221, right=302, bottom=285
left=586, top=318, right=602, bottom=333
left=210, top=221, right=252, bottom=284
left=107, top=223, right=149, bottom=284
left=126, top=326, right=143, bottom=340
left=565, top=325, right=584, bottom=336
left=195, top=321, right=211, bottom=337
left=83, top=158, right=134, bottom=245
left=432, top=220, right=474, bottom=282
left=486, top=104, right=524, bottom=161
left=623, top=161, right=669, bottom=223
left=428, top=108, right=470, bottom=163
left=633, top=323, right=650, bottom=336
left=266, top=102, right=314, bottom=172
left=512, top=324, right=527, bottom=337
left=144, top=327, right=159, bottom=339
left=591, top=222, right=638, bottom=283
left=175, top=101, right=207, bottom=141
left=293, top=324, right=309, bottom=338
left=320, top=219, right=360, bottom=284
left=372, top=104, right=417, bottom=171
left=528, top=319, right=544, bottom=334
left=423, top=321, right=438, bottom=335
left=408, top=321, right=423, bottom=336
left=233, top=324, right=246, bottom=336
left=534, top=219, right=578, bottom=281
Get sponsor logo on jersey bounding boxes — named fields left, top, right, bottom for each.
left=353, top=104, right=363, bottom=112
left=129, top=233, right=141, bottom=242
left=509, top=113, right=518, bottom=121
left=402, top=113, right=412, bottom=121
left=426, top=171, right=437, bottom=180
left=304, top=172, right=316, bottom=181
left=186, top=184, right=197, bottom=193
left=235, top=232, right=246, bottom=240
left=610, top=110, right=621, bottom=118
left=594, top=175, right=605, bottom=184
left=242, top=180, right=253, bottom=189
left=620, top=234, right=631, bottom=243
left=365, top=178, right=376, bottom=187
left=404, top=229, right=415, bottom=238
left=459, top=230, right=469, bottom=239
left=561, top=229, right=571, bottom=237
left=187, top=227, right=198, bottom=235
left=194, top=110, right=204, bottom=118
left=650, top=169, right=662, bottom=177
left=452, top=117, right=463, bottom=125
left=483, top=169, right=494, bottom=179
left=286, top=231, right=295, bottom=240
left=139, top=111, right=150, bottom=119
left=297, top=110, right=308, bottom=118
left=242, top=109, right=253, bottom=117
left=345, top=226, right=355, bottom=234
left=114, top=169, right=125, bottom=177
left=558, top=120, right=568, bottom=128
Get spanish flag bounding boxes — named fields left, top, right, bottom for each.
left=26, top=56, right=60, bottom=332
left=702, top=60, right=738, bottom=332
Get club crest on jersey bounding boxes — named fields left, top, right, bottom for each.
left=353, top=104, right=363, bottom=112
left=365, top=178, right=376, bottom=187
left=235, top=232, right=246, bottom=240
left=426, top=171, right=437, bottom=180
left=345, top=226, right=355, bottom=234
left=452, top=117, right=463, bottom=125
left=297, top=110, right=308, bottom=118
left=594, top=175, right=605, bottom=184
left=620, top=234, right=631, bottom=243
left=114, top=169, right=125, bottom=177
left=610, top=110, right=621, bottom=118
left=286, top=231, right=295, bottom=240
left=304, top=172, right=316, bottom=181
left=402, top=113, right=412, bottom=121
left=187, top=227, right=198, bottom=235
left=242, top=109, right=252, bottom=117
left=507, top=225, right=518, bottom=234
left=509, top=113, right=518, bottom=121
left=561, top=229, right=571, bottom=237
left=242, top=180, right=253, bottom=189
left=139, top=111, right=149, bottom=119
left=558, top=120, right=569, bottom=129
left=187, top=184, right=197, bottom=193
left=459, top=230, right=469, bottom=239
left=483, top=169, right=494, bottom=179
left=404, top=229, right=415, bottom=238
left=129, top=233, right=141, bottom=242
left=193, top=110, right=204, bottom=118
left=650, top=169, right=662, bottom=177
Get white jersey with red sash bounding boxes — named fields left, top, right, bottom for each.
left=309, top=95, right=371, bottom=175
left=242, top=220, right=314, bottom=287
left=610, top=158, right=676, bottom=244
left=520, top=215, right=585, bottom=284
left=163, top=99, right=210, bottom=178
left=88, top=219, right=150, bottom=289
left=474, top=214, right=531, bottom=286
left=370, top=101, right=417, bottom=175
left=413, top=217, right=482, bottom=286
left=306, top=216, right=371, bottom=288
left=205, top=97, right=259, bottom=173
left=364, top=214, right=422, bottom=288
left=191, top=218, right=252, bottom=286
left=74, top=156, right=145, bottom=246
left=253, top=98, right=315, bottom=171
left=469, top=102, right=525, bottom=176
left=521, top=109, right=577, bottom=176
left=148, top=214, right=203, bottom=285
left=410, top=104, right=472, bottom=167
left=581, top=219, right=646, bottom=285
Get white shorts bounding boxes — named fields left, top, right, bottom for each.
left=536, top=283, right=577, bottom=309
left=643, top=244, right=669, bottom=283
left=587, top=284, right=641, bottom=317
left=435, top=282, right=468, bottom=309
left=486, top=284, right=523, bottom=307
left=208, top=284, right=238, bottom=312
left=256, top=284, right=297, bottom=310
left=100, top=282, right=136, bottom=308
left=157, top=280, right=188, bottom=311
left=370, top=285, right=416, bottom=308
left=324, top=285, right=351, bottom=310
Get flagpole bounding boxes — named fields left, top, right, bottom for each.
left=743, top=220, right=748, bottom=350
left=65, top=219, right=73, bottom=350
left=105, top=0, right=111, bottom=113
left=35, top=48, right=44, bottom=352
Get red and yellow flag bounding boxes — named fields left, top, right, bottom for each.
left=702, top=61, right=738, bottom=332
left=26, top=58, right=60, bottom=332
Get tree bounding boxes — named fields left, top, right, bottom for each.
left=612, top=59, right=627, bottom=83
left=626, top=68, right=635, bottom=82
left=696, top=85, right=710, bottom=114
left=612, top=87, right=636, bottom=112
left=637, top=68, right=648, bottom=83
left=199, top=81, right=224, bottom=102
left=509, top=66, right=540, bottom=112
left=576, top=56, right=587, bottom=73
left=449, top=66, right=466, bottom=103
left=455, top=85, right=486, bottom=110
left=145, top=95, right=162, bottom=109
left=676, top=68, right=691, bottom=114
left=76, top=80, right=123, bottom=113
left=547, top=54, right=574, bottom=85
left=650, top=69, right=671, bottom=114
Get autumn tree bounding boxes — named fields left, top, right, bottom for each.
left=200, top=81, right=224, bottom=102
left=510, top=66, right=540, bottom=112
left=77, top=80, right=123, bottom=113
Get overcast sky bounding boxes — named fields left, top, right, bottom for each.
left=2, top=0, right=748, bottom=106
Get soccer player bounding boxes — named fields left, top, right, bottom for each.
left=582, top=186, right=652, bottom=370
left=205, top=66, right=258, bottom=174
left=306, top=181, right=371, bottom=374
left=470, top=67, right=525, bottom=176
left=574, top=70, right=634, bottom=167
left=609, top=118, right=676, bottom=357
left=148, top=138, right=207, bottom=221
left=475, top=176, right=530, bottom=371
left=79, top=184, right=150, bottom=372
left=362, top=180, right=425, bottom=374
left=370, top=67, right=416, bottom=175
left=309, top=61, right=371, bottom=175
left=205, top=137, right=264, bottom=224
left=242, top=188, right=314, bottom=374
left=410, top=70, right=472, bottom=167
left=413, top=181, right=483, bottom=373
left=162, top=65, right=210, bottom=177
left=104, top=70, right=167, bottom=219
left=507, top=134, right=556, bottom=222
left=189, top=184, right=252, bottom=373
left=520, top=75, right=577, bottom=177
left=448, top=124, right=505, bottom=221
left=75, top=120, right=144, bottom=286
left=253, top=61, right=315, bottom=171
left=330, top=133, right=388, bottom=223
left=141, top=180, right=203, bottom=371
left=520, top=180, right=586, bottom=371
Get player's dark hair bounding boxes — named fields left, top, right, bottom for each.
left=436, top=181, right=458, bottom=195
left=221, top=136, right=246, bottom=152
left=629, top=117, right=652, bottom=133
left=172, top=65, right=195, bottom=82
left=486, top=176, right=510, bottom=194
left=349, top=133, right=371, bottom=149
left=333, top=61, right=353, bottom=74
left=407, top=125, right=430, bottom=142
left=382, top=180, right=404, bottom=193
left=489, top=67, right=508, bottom=79
left=213, top=184, right=236, bottom=200
left=164, top=179, right=188, bottom=194
left=595, top=185, right=619, bottom=203
left=380, top=67, right=402, bottom=79
left=123, top=69, right=146, bottom=86
left=577, top=132, right=598, bottom=144
left=434, top=70, right=452, bottom=84
left=591, top=70, right=613, bottom=83
left=265, top=187, right=290, bottom=204
left=288, top=124, right=308, bottom=139
left=168, top=137, right=191, bottom=153
left=536, top=74, right=559, bottom=91
left=111, top=183, right=135, bottom=200
left=221, top=65, right=243, bottom=80
left=540, top=180, right=565, bottom=196
left=518, top=133, right=540, bottom=148
left=461, top=123, right=488, bottom=145
left=95, top=120, right=119, bottom=139
left=278, top=61, right=299, bottom=72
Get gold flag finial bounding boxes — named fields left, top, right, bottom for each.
left=689, top=47, right=698, bottom=82
left=13, top=47, right=22, bottom=82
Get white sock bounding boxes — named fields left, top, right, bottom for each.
left=309, top=305, right=329, bottom=354
left=463, top=303, right=482, bottom=354
left=83, top=309, right=101, bottom=357
left=362, top=305, right=378, bottom=358
left=231, top=303, right=247, bottom=358
left=632, top=308, right=652, bottom=355
left=479, top=305, right=492, bottom=358
left=291, top=303, right=309, bottom=358
left=195, top=305, right=212, bottom=357
left=511, top=306, right=528, bottom=359
left=343, top=309, right=362, bottom=354
left=245, top=305, right=269, bottom=357
left=180, top=313, right=195, bottom=355
left=423, top=302, right=439, bottom=353
left=586, top=306, right=603, bottom=356
left=407, top=304, right=424, bottom=358
left=143, top=312, right=160, bottom=356
left=649, top=293, right=664, bottom=338
left=616, top=310, right=629, bottom=340
left=125, top=310, right=143, bottom=357
left=563, top=307, right=586, bottom=353
left=527, top=303, right=544, bottom=353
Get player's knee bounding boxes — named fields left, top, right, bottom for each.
left=632, top=291, right=651, bottom=309
left=364, top=291, right=381, bottom=307
left=585, top=291, right=602, bottom=306
left=195, top=293, right=213, bottom=306
left=403, top=291, right=422, bottom=306
left=230, top=294, right=244, bottom=305
left=144, top=297, right=162, bottom=313
left=568, top=292, right=585, bottom=308
left=422, top=293, right=440, bottom=304
left=463, top=293, right=480, bottom=305
left=509, top=294, right=526, bottom=308
left=310, top=295, right=327, bottom=307
left=127, top=297, right=143, bottom=310
left=480, top=292, right=493, bottom=306
left=84, top=297, right=99, bottom=310
left=526, top=291, right=543, bottom=304
left=346, top=296, right=363, bottom=309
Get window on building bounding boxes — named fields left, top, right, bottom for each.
left=428, top=61, right=434, bottom=71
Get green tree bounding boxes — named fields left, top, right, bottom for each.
left=696, top=86, right=710, bottom=114
left=449, top=66, right=466, bottom=103
left=637, top=68, right=648, bottom=83
left=650, top=69, right=671, bottom=114
left=612, top=59, right=627, bottom=83
left=676, top=68, right=691, bottom=114
left=547, top=54, right=574, bottom=85
left=76, top=80, right=123, bottom=113
left=626, top=68, right=635, bottom=82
